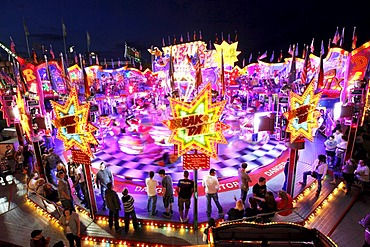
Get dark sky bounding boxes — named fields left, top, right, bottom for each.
left=1, top=0, right=370, bottom=65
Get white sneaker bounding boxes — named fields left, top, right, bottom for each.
left=180, top=217, right=183, bottom=222
left=184, top=217, right=189, bottom=223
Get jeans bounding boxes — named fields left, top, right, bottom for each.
left=302, top=171, right=323, bottom=194
left=124, top=210, right=138, bottom=232
left=206, top=193, right=223, bottom=218
left=100, top=186, right=107, bottom=208
left=240, top=189, right=248, bottom=205
left=66, top=233, right=81, bottom=247
left=147, top=195, right=157, bottom=214
left=50, top=167, right=58, bottom=186
left=109, top=209, right=120, bottom=229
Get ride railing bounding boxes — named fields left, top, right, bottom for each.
left=209, top=220, right=337, bottom=247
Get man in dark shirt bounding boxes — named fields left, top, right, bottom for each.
left=159, top=169, right=174, bottom=218
left=95, top=162, right=114, bottom=210
left=176, top=170, right=194, bottom=222
left=250, top=177, right=267, bottom=210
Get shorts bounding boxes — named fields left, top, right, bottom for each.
left=163, top=195, right=174, bottom=208
left=178, top=197, right=191, bottom=211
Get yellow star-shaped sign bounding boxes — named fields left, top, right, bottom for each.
left=51, top=88, right=98, bottom=157
left=283, top=81, right=322, bottom=143
left=163, top=83, right=229, bottom=159
left=214, top=41, right=241, bottom=66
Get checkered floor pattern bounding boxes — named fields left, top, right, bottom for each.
left=90, top=133, right=287, bottom=183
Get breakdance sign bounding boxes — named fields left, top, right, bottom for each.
left=163, top=83, right=230, bottom=162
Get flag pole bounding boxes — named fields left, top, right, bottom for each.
left=23, top=18, right=31, bottom=59
left=62, top=19, right=68, bottom=66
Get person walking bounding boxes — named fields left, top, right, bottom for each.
left=105, top=182, right=121, bottom=232
left=121, top=188, right=139, bottom=233
left=238, top=162, right=252, bottom=205
left=158, top=169, right=174, bottom=218
left=59, top=206, right=81, bottom=247
left=95, top=162, right=114, bottom=210
left=299, top=154, right=328, bottom=196
left=202, top=168, right=224, bottom=219
left=176, top=170, right=194, bottom=222
left=57, top=170, right=74, bottom=209
left=145, top=171, right=158, bottom=216
left=45, top=148, right=63, bottom=186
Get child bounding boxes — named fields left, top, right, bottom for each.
left=121, top=188, right=139, bottom=233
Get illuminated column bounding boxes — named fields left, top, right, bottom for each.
left=286, top=139, right=305, bottom=196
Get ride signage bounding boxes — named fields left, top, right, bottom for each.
left=163, top=83, right=229, bottom=159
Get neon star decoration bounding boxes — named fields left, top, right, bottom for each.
left=51, top=88, right=98, bottom=157
left=163, top=83, right=229, bottom=159
left=214, top=41, right=241, bottom=66
left=283, top=81, right=322, bottom=143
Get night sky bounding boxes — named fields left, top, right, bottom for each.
left=1, top=0, right=370, bottom=65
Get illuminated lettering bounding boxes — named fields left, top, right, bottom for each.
left=187, top=125, right=203, bottom=136
left=23, top=69, right=36, bottom=82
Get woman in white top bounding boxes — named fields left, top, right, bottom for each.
left=59, top=206, right=81, bottom=247
left=299, top=154, right=328, bottom=196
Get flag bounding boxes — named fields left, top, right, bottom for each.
left=234, top=31, right=238, bottom=42
left=332, top=27, right=340, bottom=45
left=193, top=31, right=196, bottom=41
left=118, top=58, right=121, bottom=67
left=62, top=20, right=67, bottom=37
left=242, top=58, right=245, bottom=67
left=278, top=50, right=283, bottom=62
left=302, top=44, right=306, bottom=59
left=96, top=54, right=99, bottom=65
left=162, top=38, right=165, bottom=47
left=86, top=31, right=91, bottom=47
left=317, top=53, right=324, bottom=90
left=10, top=36, right=16, bottom=53
left=301, top=45, right=311, bottom=85
left=195, top=51, right=203, bottom=89
left=104, top=58, right=107, bottom=68
left=227, top=33, right=231, bottom=43
left=270, top=51, right=274, bottom=62
left=32, top=49, right=37, bottom=64
left=74, top=52, right=78, bottom=64
left=258, top=51, right=267, bottom=60
left=248, top=53, right=253, bottom=64
left=288, top=45, right=293, bottom=56
left=180, top=34, right=183, bottom=43
left=23, top=19, right=29, bottom=36
left=140, top=63, right=142, bottom=70
left=327, top=38, right=331, bottom=50
left=321, top=40, right=325, bottom=56
left=187, top=32, right=190, bottom=42
left=199, top=30, right=202, bottom=40
left=208, top=40, right=212, bottom=50
left=352, top=26, right=357, bottom=50
left=295, top=43, right=298, bottom=56
left=221, top=32, right=224, bottom=41
left=215, top=33, right=219, bottom=44
left=288, top=44, right=296, bottom=84
left=111, top=59, right=114, bottom=68
left=310, top=38, right=315, bottom=53
left=49, top=45, right=55, bottom=59
left=168, top=36, right=171, bottom=46
left=173, top=35, right=176, bottom=45
left=339, top=27, right=345, bottom=47
left=169, top=48, right=175, bottom=93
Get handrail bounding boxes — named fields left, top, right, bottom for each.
left=221, top=207, right=299, bottom=225
left=27, top=185, right=63, bottom=218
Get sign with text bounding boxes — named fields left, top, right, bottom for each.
left=71, top=149, right=91, bottom=165
left=183, top=153, right=210, bottom=170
